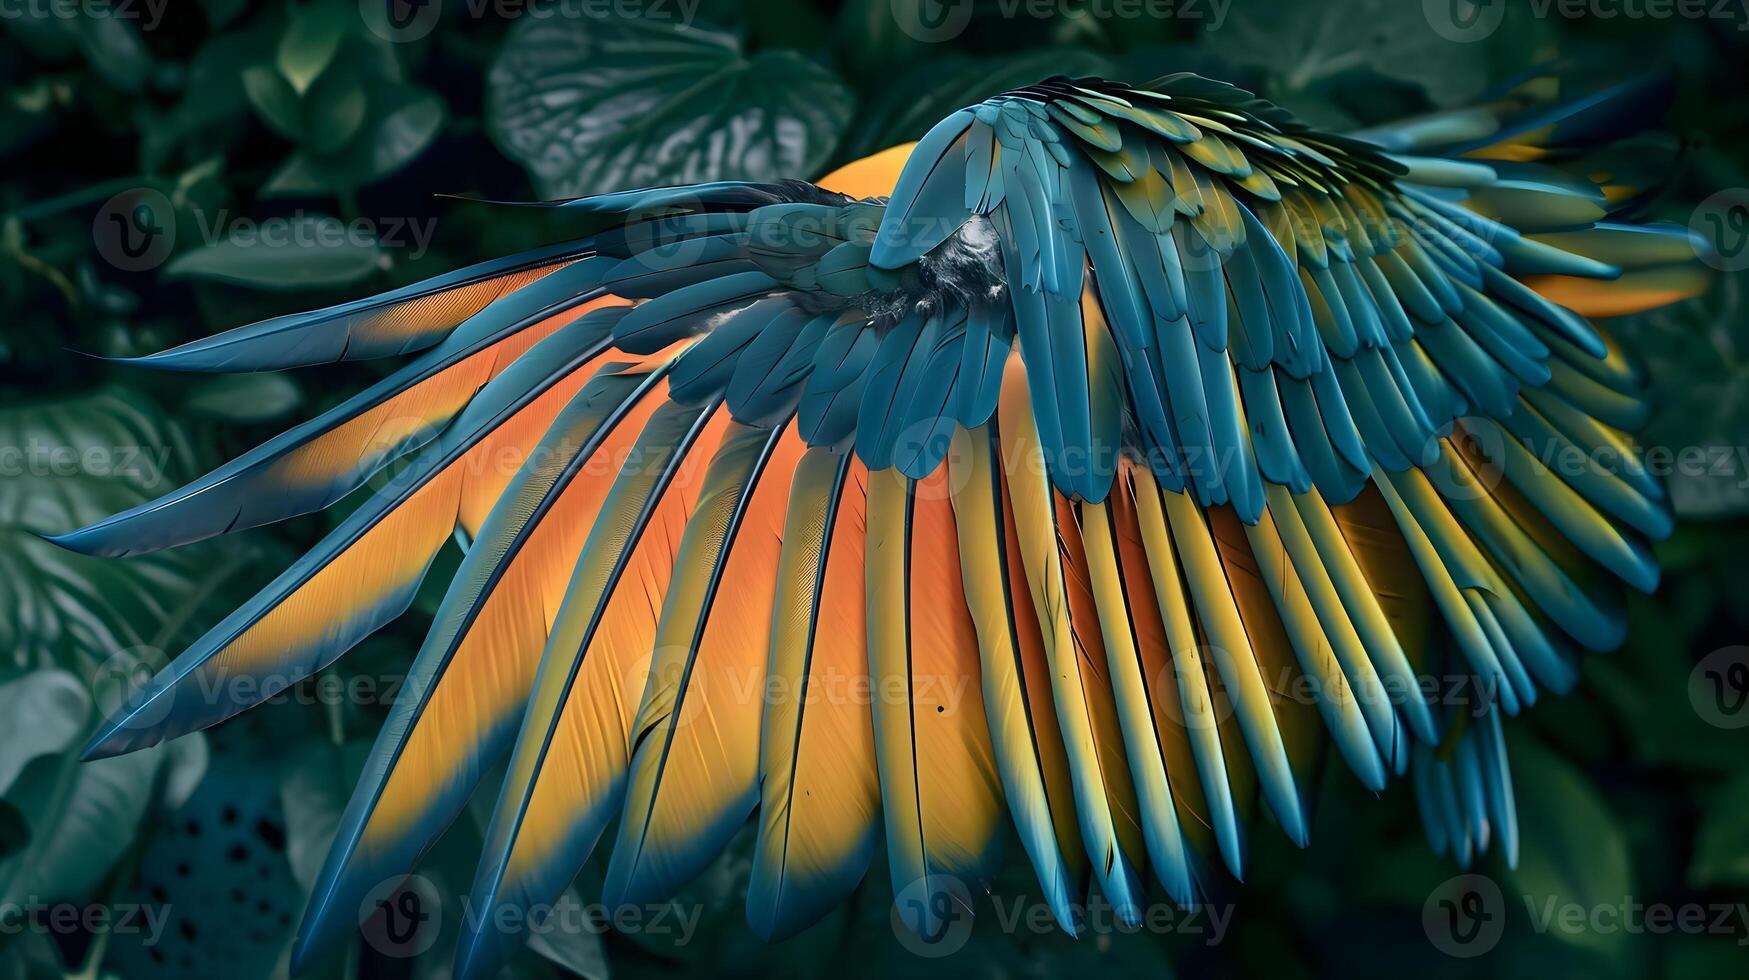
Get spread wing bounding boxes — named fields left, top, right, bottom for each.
left=52, top=71, right=1705, bottom=975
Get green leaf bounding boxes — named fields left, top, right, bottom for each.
left=1509, top=733, right=1634, bottom=955
left=185, top=372, right=305, bottom=423
left=77, top=15, right=155, bottom=93
left=263, top=86, right=446, bottom=196
left=243, top=65, right=305, bottom=141
left=159, top=731, right=209, bottom=812
left=0, top=389, right=225, bottom=674
left=278, top=739, right=370, bottom=895
left=0, top=743, right=165, bottom=913
left=142, top=8, right=289, bottom=166
left=1612, top=269, right=1749, bottom=519
left=487, top=12, right=853, bottom=198
left=1690, top=769, right=1749, bottom=887
left=278, top=0, right=351, bottom=95
left=165, top=213, right=386, bottom=289
left=527, top=919, right=610, bottom=980
left=0, top=670, right=89, bottom=795
left=302, top=61, right=370, bottom=155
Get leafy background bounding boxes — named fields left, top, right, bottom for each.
left=2, top=0, right=1748, bottom=977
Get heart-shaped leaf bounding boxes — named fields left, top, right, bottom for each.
left=487, top=12, right=853, bottom=198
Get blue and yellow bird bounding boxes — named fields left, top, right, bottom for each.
left=52, top=68, right=1709, bottom=974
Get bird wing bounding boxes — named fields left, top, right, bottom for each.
left=55, top=71, right=1706, bottom=973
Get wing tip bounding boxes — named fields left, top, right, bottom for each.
left=39, top=522, right=142, bottom=558
left=78, top=721, right=135, bottom=762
